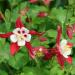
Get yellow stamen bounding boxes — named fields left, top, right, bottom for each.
left=64, top=45, right=71, bottom=51
left=36, top=50, right=43, bottom=57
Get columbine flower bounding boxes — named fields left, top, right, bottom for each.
left=60, top=39, right=72, bottom=58
left=0, top=17, right=44, bottom=58
left=56, top=25, right=73, bottom=68
left=10, top=27, right=31, bottom=46
left=45, top=25, right=73, bottom=68
left=32, top=46, right=48, bottom=58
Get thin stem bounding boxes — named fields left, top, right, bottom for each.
left=34, top=58, right=40, bottom=68
left=3, top=62, right=14, bottom=75
left=62, top=7, right=69, bottom=38
left=0, top=11, right=5, bottom=21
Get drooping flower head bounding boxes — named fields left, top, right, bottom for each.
left=56, top=25, right=73, bottom=67
left=32, top=46, right=48, bottom=58
left=45, top=25, right=73, bottom=68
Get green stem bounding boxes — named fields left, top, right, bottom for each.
left=4, top=62, right=14, bottom=75
left=34, top=58, right=40, bottom=68
left=62, top=7, right=69, bottom=38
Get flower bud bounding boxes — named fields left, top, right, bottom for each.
left=37, top=12, right=48, bottom=18
left=73, top=24, right=75, bottom=33
left=66, top=25, right=73, bottom=39
left=29, top=0, right=37, bottom=3
left=42, top=0, right=52, bottom=6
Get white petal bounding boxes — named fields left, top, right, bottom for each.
left=10, top=34, right=17, bottom=42
left=60, top=39, right=67, bottom=49
left=25, top=34, right=31, bottom=42
left=17, top=40, right=25, bottom=46
left=21, top=27, right=29, bottom=34
left=13, top=28, right=20, bottom=34
left=61, top=48, right=71, bottom=58
left=63, top=54, right=68, bottom=58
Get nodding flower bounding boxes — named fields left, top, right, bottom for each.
left=32, top=46, right=49, bottom=58
left=45, top=25, right=73, bottom=68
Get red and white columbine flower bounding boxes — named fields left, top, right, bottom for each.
left=32, top=46, right=48, bottom=58
left=59, top=39, right=72, bottom=58
left=45, top=25, right=73, bottom=68
left=56, top=26, right=73, bottom=68
left=10, top=27, right=31, bottom=46
left=0, top=17, right=44, bottom=58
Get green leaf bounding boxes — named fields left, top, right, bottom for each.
left=68, top=0, right=75, bottom=5
left=0, top=70, right=8, bottom=75
left=8, top=52, right=28, bottom=70
left=5, top=9, right=11, bottom=22
left=50, top=7, right=72, bottom=24
left=46, top=29, right=57, bottom=38
left=5, top=9, right=11, bottom=30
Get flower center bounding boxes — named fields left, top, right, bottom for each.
left=36, top=50, right=44, bottom=57
left=64, top=45, right=71, bottom=51
left=62, top=45, right=71, bottom=54
left=16, top=34, right=25, bottom=41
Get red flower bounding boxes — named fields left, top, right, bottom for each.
left=42, top=0, right=52, bottom=6
left=66, top=25, right=73, bottom=39
left=29, top=0, right=38, bottom=3
left=0, top=17, right=44, bottom=58
left=45, top=25, right=73, bottom=68
left=32, top=46, right=48, bottom=58
left=37, top=12, right=48, bottom=18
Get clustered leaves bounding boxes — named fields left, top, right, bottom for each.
left=0, top=0, right=75, bottom=75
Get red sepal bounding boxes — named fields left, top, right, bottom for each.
left=29, top=30, right=45, bottom=36
left=56, top=53, right=64, bottom=68
left=10, top=43, right=20, bottom=56
left=67, top=42, right=73, bottom=47
left=25, top=42, right=34, bottom=59
left=0, top=32, right=12, bottom=38
left=44, top=52, right=53, bottom=60
left=56, top=25, right=62, bottom=45
left=66, top=25, right=73, bottom=39
left=65, top=56, right=72, bottom=64
left=16, top=17, right=24, bottom=28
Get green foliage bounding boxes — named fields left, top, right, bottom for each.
left=0, top=0, right=75, bottom=75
